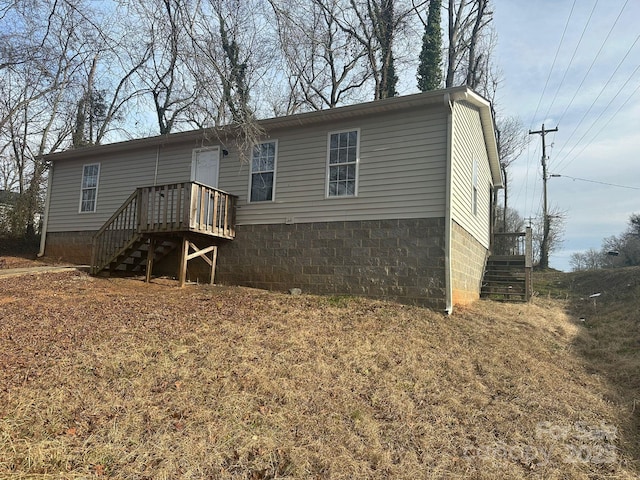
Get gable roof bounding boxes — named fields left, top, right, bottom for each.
left=45, top=86, right=502, bottom=187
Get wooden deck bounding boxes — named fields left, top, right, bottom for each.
left=91, top=182, right=237, bottom=284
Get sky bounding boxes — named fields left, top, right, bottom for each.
left=490, top=0, right=640, bottom=271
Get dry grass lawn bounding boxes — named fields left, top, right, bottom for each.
left=0, top=263, right=638, bottom=479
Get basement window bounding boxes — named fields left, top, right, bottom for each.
left=79, top=163, right=100, bottom=213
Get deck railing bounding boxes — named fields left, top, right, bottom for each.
left=488, top=227, right=533, bottom=300
left=492, top=227, right=533, bottom=266
left=91, top=182, right=236, bottom=274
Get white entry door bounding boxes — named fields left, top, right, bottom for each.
left=192, top=147, right=220, bottom=188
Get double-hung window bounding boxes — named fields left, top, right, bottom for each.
left=80, top=163, right=100, bottom=213
left=327, top=129, right=359, bottom=197
left=250, top=141, right=277, bottom=202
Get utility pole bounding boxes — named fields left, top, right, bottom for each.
left=529, top=124, right=558, bottom=269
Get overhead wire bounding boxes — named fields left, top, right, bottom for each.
left=554, top=0, right=631, bottom=128
left=542, top=0, right=599, bottom=122
left=520, top=1, right=576, bottom=221
left=555, top=71, right=640, bottom=174
left=527, top=0, right=577, bottom=129
left=550, top=174, right=640, bottom=190
left=553, top=31, right=640, bottom=169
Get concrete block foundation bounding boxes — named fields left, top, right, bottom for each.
left=216, top=218, right=447, bottom=308
left=43, top=218, right=462, bottom=309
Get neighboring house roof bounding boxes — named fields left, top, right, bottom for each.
left=45, top=86, right=503, bottom=188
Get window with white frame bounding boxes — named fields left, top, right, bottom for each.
left=80, top=163, right=100, bottom=213
left=250, top=141, right=276, bottom=202
left=327, top=129, right=358, bottom=197
left=472, top=158, right=478, bottom=215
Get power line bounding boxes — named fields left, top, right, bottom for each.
left=542, top=0, right=599, bottom=122
left=555, top=62, right=640, bottom=173
left=528, top=0, right=577, bottom=129
left=550, top=174, right=640, bottom=190
left=553, top=30, right=640, bottom=166
left=554, top=0, right=630, bottom=128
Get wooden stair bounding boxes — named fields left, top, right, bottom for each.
left=481, top=228, right=533, bottom=302
left=481, top=255, right=529, bottom=302
left=105, top=236, right=179, bottom=274
left=91, top=182, right=237, bottom=285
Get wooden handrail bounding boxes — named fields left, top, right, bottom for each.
left=91, top=182, right=237, bottom=275
left=91, top=189, right=141, bottom=274
left=94, top=189, right=140, bottom=239
left=492, top=231, right=527, bottom=257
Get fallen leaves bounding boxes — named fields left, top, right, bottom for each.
left=0, top=269, right=637, bottom=479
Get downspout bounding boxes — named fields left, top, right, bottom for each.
left=37, top=163, right=53, bottom=257
left=443, top=93, right=454, bottom=315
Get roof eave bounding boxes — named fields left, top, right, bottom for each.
left=44, top=86, right=473, bottom=163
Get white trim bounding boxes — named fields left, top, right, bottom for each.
left=78, top=163, right=100, bottom=213
left=325, top=128, right=360, bottom=198
left=248, top=139, right=278, bottom=203
left=191, top=146, right=220, bottom=188
left=38, top=165, right=54, bottom=257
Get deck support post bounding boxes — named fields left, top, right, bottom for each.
left=210, top=245, right=218, bottom=285
left=145, top=236, right=155, bottom=283
left=179, top=235, right=189, bottom=287
left=178, top=236, right=219, bottom=287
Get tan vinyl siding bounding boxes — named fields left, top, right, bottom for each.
left=229, top=107, right=448, bottom=225
left=450, top=101, right=493, bottom=248
left=47, top=105, right=449, bottom=232
left=47, top=143, right=194, bottom=232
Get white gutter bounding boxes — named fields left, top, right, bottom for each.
left=37, top=164, right=53, bottom=257
left=443, top=93, right=454, bottom=315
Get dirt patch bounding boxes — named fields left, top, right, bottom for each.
left=0, top=271, right=637, bottom=479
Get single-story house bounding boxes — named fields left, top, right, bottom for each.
left=39, top=86, right=504, bottom=312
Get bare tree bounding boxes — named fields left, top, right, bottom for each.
left=601, top=213, right=640, bottom=268
left=569, top=249, right=603, bottom=271
left=464, top=0, right=492, bottom=89
left=0, top=0, right=96, bottom=235
left=442, top=2, right=523, bottom=233
left=0, top=1, right=68, bottom=133
left=312, top=0, right=424, bottom=101
left=178, top=0, right=270, bottom=161
left=125, top=0, right=198, bottom=135
left=445, top=0, right=493, bottom=90
left=495, top=115, right=528, bottom=230
left=72, top=35, right=152, bottom=146
left=531, top=206, right=565, bottom=268
left=269, top=0, right=371, bottom=111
